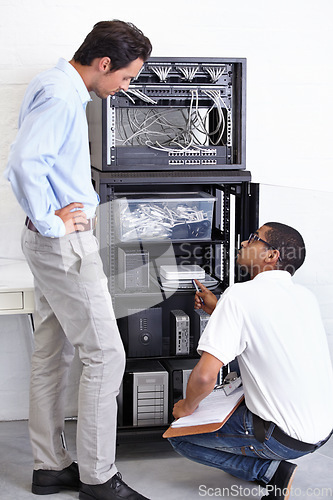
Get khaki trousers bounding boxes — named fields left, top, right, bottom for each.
left=22, top=226, right=125, bottom=485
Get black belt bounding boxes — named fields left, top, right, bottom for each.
left=252, top=413, right=333, bottom=452
left=25, top=217, right=39, bottom=232
left=25, top=217, right=96, bottom=234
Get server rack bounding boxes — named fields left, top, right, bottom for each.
left=88, top=57, right=246, bottom=172
left=88, top=57, right=259, bottom=437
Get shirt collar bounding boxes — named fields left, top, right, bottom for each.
left=253, top=270, right=292, bottom=282
left=56, top=58, right=91, bottom=105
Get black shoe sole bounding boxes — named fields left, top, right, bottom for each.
left=32, top=483, right=79, bottom=495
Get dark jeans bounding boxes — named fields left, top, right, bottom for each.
left=169, top=403, right=324, bottom=484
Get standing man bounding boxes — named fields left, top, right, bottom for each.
left=169, top=222, right=333, bottom=500
left=5, top=20, right=152, bottom=500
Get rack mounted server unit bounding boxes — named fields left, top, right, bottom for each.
left=87, top=57, right=246, bottom=172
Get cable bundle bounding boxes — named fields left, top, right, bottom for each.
left=115, top=89, right=229, bottom=151
left=202, top=65, right=226, bottom=83
left=176, top=66, right=199, bottom=82
left=119, top=201, right=209, bottom=241
left=149, top=65, right=172, bottom=82
left=121, top=89, right=157, bottom=105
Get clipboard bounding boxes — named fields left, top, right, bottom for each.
left=163, top=391, right=244, bottom=438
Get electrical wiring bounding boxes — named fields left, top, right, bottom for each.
left=117, top=108, right=181, bottom=146
left=201, top=89, right=226, bottom=145
left=187, top=89, right=213, bottom=144
left=114, top=88, right=229, bottom=151
left=149, top=65, right=172, bottom=82
left=203, top=65, right=226, bottom=82
left=176, top=66, right=199, bottom=81
left=126, top=88, right=158, bottom=105
left=120, top=90, right=136, bottom=104
left=119, top=200, right=209, bottom=241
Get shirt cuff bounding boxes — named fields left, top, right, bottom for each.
left=34, top=215, right=66, bottom=237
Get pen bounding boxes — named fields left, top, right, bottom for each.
left=192, top=279, right=204, bottom=303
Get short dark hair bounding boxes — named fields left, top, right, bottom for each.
left=264, top=222, right=306, bottom=275
left=73, top=20, right=152, bottom=70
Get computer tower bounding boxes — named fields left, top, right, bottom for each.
left=161, top=358, right=198, bottom=420
left=120, top=360, right=168, bottom=427
left=119, top=307, right=163, bottom=358
left=192, top=308, right=211, bottom=349
left=170, top=309, right=190, bottom=355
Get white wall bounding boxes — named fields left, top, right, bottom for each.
left=0, top=0, right=332, bottom=419
left=259, top=183, right=333, bottom=354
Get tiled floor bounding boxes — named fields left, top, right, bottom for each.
left=1, top=420, right=332, bottom=499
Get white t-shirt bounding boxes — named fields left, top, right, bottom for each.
left=197, top=270, right=333, bottom=443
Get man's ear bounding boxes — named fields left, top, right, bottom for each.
left=264, top=249, right=280, bottom=266
left=98, top=57, right=111, bottom=72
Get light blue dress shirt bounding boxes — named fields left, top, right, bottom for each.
left=4, top=58, right=100, bottom=237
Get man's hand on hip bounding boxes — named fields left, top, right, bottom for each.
left=55, top=202, right=88, bottom=234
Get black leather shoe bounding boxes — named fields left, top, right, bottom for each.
left=79, top=472, right=150, bottom=500
left=261, top=461, right=297, bottom=500
left=32, top=461, right=80, bottom=495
